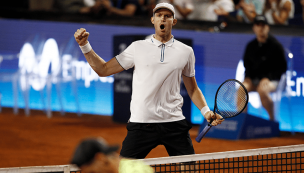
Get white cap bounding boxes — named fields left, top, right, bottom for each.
left=153, top=3, right=175, bottom=19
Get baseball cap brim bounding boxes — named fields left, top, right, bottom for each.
left=153, top=3, right=175, bottom=18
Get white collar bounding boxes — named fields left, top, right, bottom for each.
left=150, top=35, right=175, bottom=47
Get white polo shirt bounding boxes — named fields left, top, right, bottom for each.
left=116, top=35, right=195, bottom=123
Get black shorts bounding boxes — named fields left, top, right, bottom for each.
left=120, top=119, right=195, bottom=159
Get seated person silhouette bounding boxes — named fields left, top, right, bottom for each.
left=242, top=15, right=287, bottom=121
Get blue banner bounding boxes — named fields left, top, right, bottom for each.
left=199, top=113, right=280, bottom=140
left=0, top=19, right=303, bottom=132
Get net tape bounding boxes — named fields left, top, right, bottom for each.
left=0, top=165, right=80, bottom=173
left=0, top=144, right=303, bottom=173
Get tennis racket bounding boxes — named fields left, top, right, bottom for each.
left=195, top=79, right=249, bottom=143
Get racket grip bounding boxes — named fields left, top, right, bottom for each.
left=195, top=124, right=212, bottom=143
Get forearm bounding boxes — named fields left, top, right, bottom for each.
left=272, top=3, right=290, bottom=25
left=242, top=9, right=256, bottom=22
left=108, top=5, right=136, bottom=16
left=183, top=76, right=223, bottom=124
left=188, top=86, right=209, bottom=118
left=83, top=49, right=108, bottom=76
left=174, top=5, right=192, bottom=19
left=183, top=76, right=211, bottom=119
left=75, top=28, right=122, bottom=77
left=272, top=12, right=286, bottom=24
left=108, top=8, right=131, bottom=16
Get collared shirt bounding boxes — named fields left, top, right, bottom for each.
left=243, top=34, right=287, bottom=81
left=116, top=35, right=195, bottom=123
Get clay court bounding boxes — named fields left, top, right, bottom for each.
left=0, top=108, right=303, bottom=168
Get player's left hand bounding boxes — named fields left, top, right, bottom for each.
left=205, top=111, right=224, bottom=126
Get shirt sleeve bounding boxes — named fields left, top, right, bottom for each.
left=185, top=0, right=194, bottom=10
left=182, top=49, right=195, bottom=77
left=254, top=0, right=264, bottom=15
left=220, top=0, right=235, bottom=12
left=115, top=42, right=135, bottom=70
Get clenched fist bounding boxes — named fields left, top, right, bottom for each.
left=74, top=28, right=89, bottom=46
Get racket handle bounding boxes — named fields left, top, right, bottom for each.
left=195, top=123, right=212, bottom=143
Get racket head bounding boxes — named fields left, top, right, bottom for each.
left=214, top=79, right=249, bottom=119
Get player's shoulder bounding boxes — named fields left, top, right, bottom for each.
left=174, top=39, right=193, bottom=52
left=248, top=38, right=257, bottom=45
left=267, top=35, right=284, bottom=49
left=245, top=38, right=257, bottom=48
left=131, top=39, right=152, bottom=46
left=268, top=35, right=281, bottom=44
left=132, top=39, right=146, bottom=44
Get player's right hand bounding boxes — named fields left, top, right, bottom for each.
left=74, top=28, right=89, bottom=46
left=205, top=111, right=224, bottom=126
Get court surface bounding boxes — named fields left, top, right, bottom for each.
left=0, top=108, right=303, bottom=168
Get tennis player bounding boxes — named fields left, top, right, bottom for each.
left=74, top=2, right=223, bottom=159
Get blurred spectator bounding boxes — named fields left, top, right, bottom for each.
left=214, top=0, right=264, bottom=23
left=302, top=0, right=304, bottom=23
left=95, top=0, right=143, bottom=16
left=29, top=0, right=54, bottom=11
left=53, top=0, right=144, bottom=16
left=71, top=137, right=154, bottom=173
left=1, top=0, right=29, bottom=10
left=157, top=0, right=194, bottom=19
left=242, top=15, right=287, bottom=121
left=188, top=0, right=234, bottom=21
left=263, top=0, right=294, bottom=25
left=236, top=0, right=264, bottom=23
left=53, top=0, right=94, bottom=14
left=138, top=0, right=157, bottom=16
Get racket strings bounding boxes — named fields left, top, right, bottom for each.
left=216, top=81, right=248, bottom=118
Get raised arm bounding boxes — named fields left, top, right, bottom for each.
left=170, top=0, right=193, bottom=19
left=74, top=28, right=124, bottom=77
left=182, top=75, right=223, bottom=126
left=272, top=1, right=292, bottom=25
left=239, top=2, right=257, bottom=22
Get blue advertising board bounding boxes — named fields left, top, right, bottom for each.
left=0, top=19, right=303, bottom=132
left=199, top=113, right=280, bottom=140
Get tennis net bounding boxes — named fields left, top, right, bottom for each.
left=0, top=144, right=303, bottom=173
left=142, top=144, right=304, bottom=173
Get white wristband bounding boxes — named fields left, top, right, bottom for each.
left=79, top=42, right=92, bottom=54
left=200, top=106, right=210, bottom=117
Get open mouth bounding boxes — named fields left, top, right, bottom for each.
left=160, top=24, right=165, bottom=30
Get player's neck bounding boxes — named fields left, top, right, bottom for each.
left=154, top=34, right=173, bottom=43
